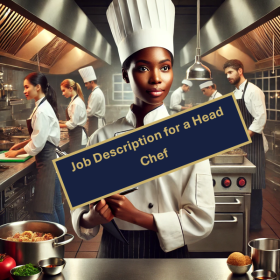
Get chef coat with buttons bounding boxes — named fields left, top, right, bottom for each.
left=208, top=90, right=222, bottom=101
left=71, top=104, right=215, bottom=253
left=24, top=97, right=60, bottom=156
left=87, top=87, right=105, bottom=119
left=66, top=95, right=87, bottom=145
left=170, top=87, right=185, bottom=114
left=234, top=80, right=268, bottom=152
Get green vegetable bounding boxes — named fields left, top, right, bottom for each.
left=12, top=263, right=40, bottom=276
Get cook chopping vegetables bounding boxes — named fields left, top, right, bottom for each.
left=59, top=79, right=87, bottom=153
left=5, top=73, right=62, bottom=222
left=78, top=66, right=106, bottom=137
left=224, top=60, right=268, bottom=231
left=71, top=0, right=215, bottom=258
left=170, top=79, right=193, bottom=115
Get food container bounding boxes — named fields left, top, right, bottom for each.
left=10, top=264, right=42, bottom=280
left=211, top=148, right=247, bottom=164
left=0, top=220, right=74, bottom=265
left=251, top=269, right=277, bottom=280
left=0, top=140, right=15, bottom=150
left=249, top=238, right=280, bottom=274
left=38, top=257, right=66, bottom=275
left=227, top=263, right=252, bottom=274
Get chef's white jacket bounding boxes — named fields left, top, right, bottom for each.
left=87, top=87, right=105, bottom=125
left=71, top=104, right=215, bottom=253
left=234, top=80, right=268, bottom=152
left=66, top=95, right=87, bottom=145
left=24, top=97, right=60, bottom=156
left=170, top=87, right=185, bottom=115
left=208, top=90, right=222, bottom=101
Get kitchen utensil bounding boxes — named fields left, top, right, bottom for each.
left=227, top=263, right=252, bottom=274
left=249, top=238, right=280, bottom=274
left=251, top=269, right=277, bottom=280
left=10, top=264, right=42, bottom=280
left=0, top=140, right=14, bottom=150
left=211, top=149, right=247, bottom=164
left=38, top=257, right=66, bottom=275
left=0, top=151, right=32, bottom=162
left=0, top=220, right=74, bottom=265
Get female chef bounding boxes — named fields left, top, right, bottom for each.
left=59, top=79, right=87, bottom=153
left=71, top=0, right=215, bottom=258
left=5, top=72, right=62, bottom=222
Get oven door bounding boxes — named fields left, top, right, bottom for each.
left=188, top=213, right=244, bottom=252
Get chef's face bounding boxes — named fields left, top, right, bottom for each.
left=182, top=84, right=190, bottom=93
left=23, top=79, right=39, bottom=100
left=224, top=67, right=242, bottom=85
left=61, top=85, right=72, bottom=98
left=84, top=81, right=93, bottom=90
left=123, top=47, right=173, bottom=107
left=201, top=87, right=212, bottom=97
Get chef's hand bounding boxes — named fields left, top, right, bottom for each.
left=94, top=199, right=114, bottom=223
left=105, top=194, right=138, bottom=224
left=248, top=130, right=255, bottom=138
left=5, top=150, right=19, bottom=158
left=10, top=142, right=24, bottom=151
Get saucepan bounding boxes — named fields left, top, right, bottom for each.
left=0, top=220, right=74, bottom=265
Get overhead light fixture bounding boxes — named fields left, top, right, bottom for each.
left=186, top=0, right=212, bottom=80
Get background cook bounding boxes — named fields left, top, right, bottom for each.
left=199, top=81, right=222, bottom=101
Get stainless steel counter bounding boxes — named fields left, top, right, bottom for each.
left=0, top=140, right=69, bottom=192
left=36, top=258, right=277, bottom=280
left=210, top=157, right=256, bottom=174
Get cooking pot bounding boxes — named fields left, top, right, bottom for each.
left=249, top=238, right=280, bottom=274
left=10, top=135, right=30, bottom=144
left=0, top=140, right=15, bottom=150
left=0, top=220, right=74, bottom=265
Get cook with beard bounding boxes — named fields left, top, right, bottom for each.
left=199, top=81, right=222, bottom=101
left=223, top=59, right=268, bottom=231
left=170, top=79, right=193, bottom=115
left=71, top=0, right=215, bottom=258
left=78, top=66, right=106, bottom=137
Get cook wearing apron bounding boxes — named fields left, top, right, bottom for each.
left=234, top=80, right=268, bottom=230
left=78, top=66, right=106, bottom=137
left=71, top=0, right=215, bottom=259
left=199, top=81, right=222, bottom=101
left=64, top=94, right=87, bottom=153
left=170, top=79, right=193, bottom=115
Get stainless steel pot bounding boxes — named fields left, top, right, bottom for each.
left=0, top=220, right=74, bottom=265
left=249, top=238, right=280, bottom=274
left=0, top=140, right=15, bottom=150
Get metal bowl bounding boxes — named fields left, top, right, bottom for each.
left=251, top=269, right=277, bottom=280
left=10, top=264, right=42, bottom=280
left=227, top=263, right=252, bottom=274
left=38, top=257, right=66, bottom=275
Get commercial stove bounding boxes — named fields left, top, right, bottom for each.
left=188, top=157, right=256, bottom=255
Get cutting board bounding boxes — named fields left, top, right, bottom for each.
left=0, top=151, right=32, bottom=162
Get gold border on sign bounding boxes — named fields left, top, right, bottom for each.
left=53, top=93, right=251, bottom=211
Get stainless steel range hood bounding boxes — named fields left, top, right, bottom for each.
left=180, top=0, right=280, bottom=70
left=0, top=0, right=112, bottom=74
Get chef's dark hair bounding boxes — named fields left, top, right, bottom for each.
left=24, top=72, right=59, bottom=119
left=223, top=60, right=244, bottom=74
left=122, top=49, right=174, bottom=71
left=207, top=84, right=217, bottom=90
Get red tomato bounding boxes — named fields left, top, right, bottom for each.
left=0, top=254, right=16, bottom=280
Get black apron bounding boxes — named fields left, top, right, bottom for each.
left=98, top=229, right=189, bottom=258
left=236, top=81, right=266, bottom=190
left=87, top=87, right=106, bottom=137
left=27, top=97, right=57, bottom=214
left=66, top=95, right=87, bottom=153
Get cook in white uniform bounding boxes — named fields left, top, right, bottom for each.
left=71, top=0, right=215, bottom=258
left=60, top=79, right=87, bottom=153
left=78, top=66, right=106, bottom=137
left=199, top=81, right=222, bottom=101
left=5, top=72, right=61, bottom=222
left=170, top=79, right=193, bottom=115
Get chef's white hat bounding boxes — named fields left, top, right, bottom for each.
left=106, top=0, right=175, bottom=65
left=182, top=79, right=193, bottom=87
left=199, top=81, right=214, bottom=89
left=78, top=66, right=97, bottom=83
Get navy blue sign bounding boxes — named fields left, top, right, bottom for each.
left=53, top=94, right=250, bottom=210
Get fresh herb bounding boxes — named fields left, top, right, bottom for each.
left=12, top=263, right=40, bottom=276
